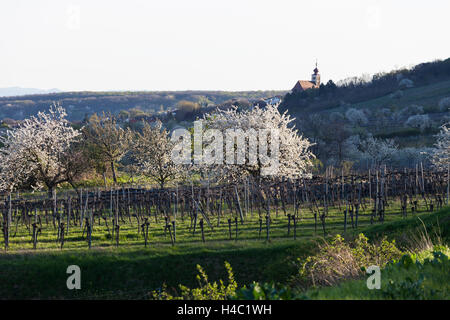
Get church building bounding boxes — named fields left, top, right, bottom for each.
left=292, top=63, right=320, bottom=93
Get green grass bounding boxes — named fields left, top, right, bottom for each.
left=300, top=206, right=450, bottom=299
left=356, top=206, right=450, bottom=245
left=337, top=80, right=450, bottom=112
left=0, top=239, right=315, bottom=299
left=0, top=204, right=448, bottom=299
left=302, top=247, right=450, bottom=300
left=2, top=198, right=431, bottom=251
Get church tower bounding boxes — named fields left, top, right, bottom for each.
left=311, top=61, right=320, bottom=87
left=291, top=61, right=322, bottom=93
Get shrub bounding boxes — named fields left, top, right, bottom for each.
left=345, top=108, right=368, bottom=126
left=382, top=251, right=449, bottom=299
left=438, top=97, right=450, bottom=111
left=390, top=90, right=404, bottom=99
left=398, top=78, right=414, bottom=89
left=295, top=234, right=402, bottom=288
left=150, top=261, right=237, bottom=300
left=404, top=114, right=432, bottom=132
left=231, top=282, right=294, bottom=300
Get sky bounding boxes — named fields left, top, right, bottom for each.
left=0, top=0, right=449, bottom=92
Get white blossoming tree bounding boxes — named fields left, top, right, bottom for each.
left=345, top=108, right=368, bottom=126
left=405, top=114, right=432, bottom=132
left=131, top=121, right=181, bottom=188
left=0, top=104, right=82, bottom=196
left=438, top=97, right=450, bottom=112
left=359, top=136, right=398, bottom=168
left=200, top=104, right=315, bottom=182
left=432, top=123, right=450, bottom=169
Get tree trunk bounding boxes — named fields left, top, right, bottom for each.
left=69, top=181, right=82, bottom=202
left=48, top=186, right=54, bottom=199
left=111, top=161, right=117, bottom=184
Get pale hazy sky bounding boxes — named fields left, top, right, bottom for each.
left=0, top=0, right=449, bottom=92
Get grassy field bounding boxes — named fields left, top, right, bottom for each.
left=329, top=79, right=450, bottom=113
left=303, top=247, right=450, bottom=299
left=2, top=199, right=427, bottom=251
left=301, top=206, right=450, bottom=299
left=0, top=203, right=448, bottom=299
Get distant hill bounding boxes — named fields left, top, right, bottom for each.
left=0, top=87, right=61, bottom=97
left=281, top=57, right=450, bottom=115
left=279, top=58, right=450, bottom=155
left=0, top=90, right=286, bottom=121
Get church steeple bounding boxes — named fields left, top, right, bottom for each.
left=291, top=60, right=322, bottom=93
left=311, top=60, right=320, bottom=87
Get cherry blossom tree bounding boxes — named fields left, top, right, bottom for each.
left=359, top=136, right=398, bottom=168
left=438, top=97, right=450, bottom=112
left=345, top=108, right=368, bottom=126
left=0, top=104, right=82, bottom=196
left=404, top=114, right=432, bottom=132
left=200, top=104, right=315, bottom=182
left=432, top=123, right=450, bottom=169
left=131, top=121, right=181, bottom=188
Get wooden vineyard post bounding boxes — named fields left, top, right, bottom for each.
left=80, top=189, right=84, bottom=230
left=200, top=219, right=205, bottom=243
left=8, top=193, right=11, bottom=249
left=57, top=218, right=64, bottom=244
left=227, top=218, right=232, bottom=240
left=115, top=224, right=120, bottom=247
left=32, top=222, right=40, bottom=249
left=402, top=194, right=407, bottom=218
left=235, top=217, right=238, bottom=241
left=217, top=189, right=223, bottom=227
left=258, top=217, right=262, bottom=239
left=368, top=169, right=371, bottom=207
left=168, top=224, right=175, bottom=246
left=293, top=215, right=297, bottom=240
left=244, top=179, right=248, bottom=217
left=172, top=220, right=176, bottom=243
left=313, top=210, right=317, bottom=234
left=2, top=194, right=11, bottom=250
left=265, top=214, right=270, bottom=242
left=111, top=217, right=115, bottom=241
left=67, top=198, right=71, bottom=235
left=176, top=184, right=179, bottom=220
left=287, top=214, right=291, bottom=236
left=349, top=205, right=354, bottom=229
left=85, top=217, right=92, bottom=249
left=344, top=198, right=348, bottom=233
left=142, top=218, right=150, bottom=247
left=110, top=188, right=113, bottom=238
left=191, top=181, right=197, bottom=235
left=164, top=216, right=169, bottom=237
left=192, top=205, right=198, bottom=236
left=234, top=186, right=244, bottom=224
left=60, top=223, right=65, bottom=249
left=293, top=181, right=297, bottom=219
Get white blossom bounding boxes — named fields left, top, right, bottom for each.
left=345, top=108, right=368, bottom=126
left=201, top=104, right=315, bottom=181
left=359, top=136, right=398, bottom=168
left=0, top=104, right=81, bottom=193
left=432, top=123, right=450, bottom=169
left=438, top=97, right=450, bottom=112
left=131, top=121, right=181, bottom=188
left=398, top=78, right=414, bottom=88
left=404, top=114, right=432, bottom=132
